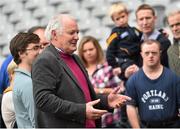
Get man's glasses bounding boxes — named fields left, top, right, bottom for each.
left=26, top=45, right=41, bottom=51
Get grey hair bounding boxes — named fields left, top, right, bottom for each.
left=45, top=14, right=76, bottom=41
left=167, top=10, right=180, bottom=18
left=45, top=14, right=63, bottom=41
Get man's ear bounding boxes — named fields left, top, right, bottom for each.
left=141, top=51, right=145, bottom=59
left=51, top=30, right=57, bottom=40
left=18, top=51, right=23, bottom=56
left=18, top=51, right=26, bottom=58
left=154, top=16, right=157, bottom=21
left=140, top=51, right=143, bottom=57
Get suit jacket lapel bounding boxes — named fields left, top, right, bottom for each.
left=73, top=55, right=89, bottom=78
left=61, top=55, right=96, bottom=100
left=48, top=45, right=84, bottom=92
left=48, top=44, right=95, bottom=98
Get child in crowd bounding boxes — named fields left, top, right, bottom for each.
left=106, top=2, right=141, bottom=80
left=1, top=60, right=17, bottom=128
left=106, top=3, right=142, bottom=127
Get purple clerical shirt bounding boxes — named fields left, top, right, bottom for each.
left=60, top=52, right=95, bottom=128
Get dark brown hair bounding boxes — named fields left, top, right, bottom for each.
left=9, top=32, right=40, bottom=64
left=27, top=26, right=45, bottom=33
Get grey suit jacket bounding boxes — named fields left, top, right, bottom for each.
left=32, top=44, right=109, bottom=128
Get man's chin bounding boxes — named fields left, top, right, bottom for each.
left=144, top=30, right=152, bottom=34
left=68, top=48, right=77, bottom=54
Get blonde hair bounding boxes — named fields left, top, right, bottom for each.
left=7, top=60, right=17, bottom=82
left=78, top=36, right=104, bottom=67
left=3, top=60, right=17, bottom=93
left=108, top=2, right=128, bottom=21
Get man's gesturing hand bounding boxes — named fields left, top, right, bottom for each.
left=108, top=86, right=131, bottom=108
left=86, top=99, right=108, bottom=120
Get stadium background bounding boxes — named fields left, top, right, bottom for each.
left=0, top=0, right=179, bottom=65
